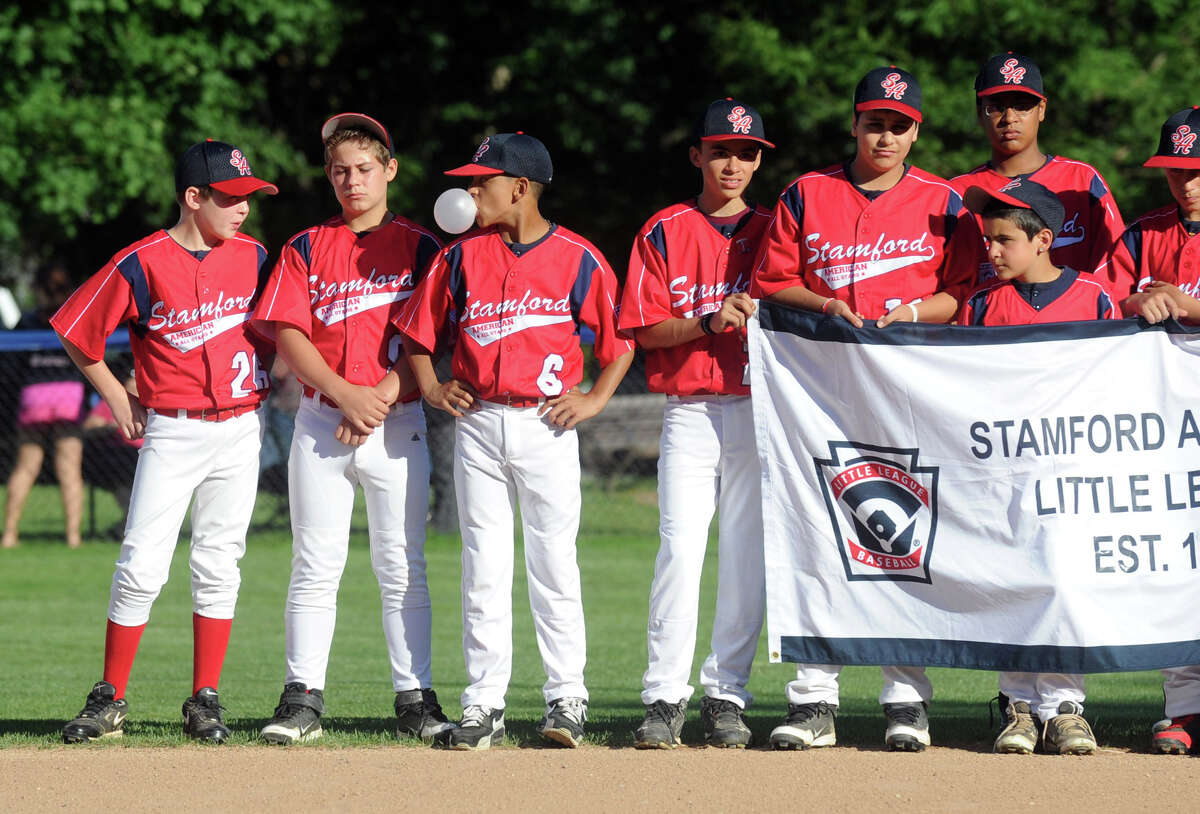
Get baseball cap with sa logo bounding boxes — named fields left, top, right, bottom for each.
left=1144, top=106, right=1200, bottom=169
left=855, top=66, right=922, bottom=123
left=975, top=52, right=1045, bottom=100
left=695, top=98, right=775, bottom=148
left=444, top=132, right=554, bottom=185
left=964, top=178, right=1065, bottom=238
left=175, top=140, right=278, bottom=196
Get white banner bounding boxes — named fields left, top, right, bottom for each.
left=749, top=301, right=1200, bottom=673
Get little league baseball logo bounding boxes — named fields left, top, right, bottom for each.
left=473, top=138, right=490, bottom=163
left=881, top=73, right=908, bottom=100
left=1172, top=125, right=1197, bottom=155
left=815, top=441, right=939, bottom=583
left=1000, top=58, right=1027, bottom=85
left=726, top=106, right=753, bottom=134
left=229, top=150, right=251, bottom=176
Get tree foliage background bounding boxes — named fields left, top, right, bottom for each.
left=0, top=0, right=1196, bottom=295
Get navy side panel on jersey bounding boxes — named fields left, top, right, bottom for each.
left=569, top=252, right=599, bottom=329
left=116, top=252, right=152, bottom=336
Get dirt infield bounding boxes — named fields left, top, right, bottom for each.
left=1, top=745, right=1191, bottom=812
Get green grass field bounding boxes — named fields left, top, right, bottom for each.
left=0, top=478, right=1168, bottom=750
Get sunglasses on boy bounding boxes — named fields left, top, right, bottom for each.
left=980, top=97, right=1041, bottom=118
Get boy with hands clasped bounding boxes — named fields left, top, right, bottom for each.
left=254, top=113, right=452, bottom=745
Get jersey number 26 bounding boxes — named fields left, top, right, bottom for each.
left=231, top=351, right=269, bottom=398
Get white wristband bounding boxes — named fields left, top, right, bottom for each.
left=909, top=301, right=919, bottom=322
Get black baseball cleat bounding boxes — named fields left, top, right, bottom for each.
left=395, top=687, right=455, bottom=742
left=63, top=681, right=128, bottom=743
left=182, top=687, right=231, bottom=743
left=261, top=682, right=325, bottom=745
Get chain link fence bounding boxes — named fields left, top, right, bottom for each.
left=0, top=332, right=663, bottom=545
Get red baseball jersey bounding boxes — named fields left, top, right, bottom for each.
left=959, top=267, right=1119, bottom=326
left=751, top=163, right=980, bottom=317
left=1103, top=205, right=1200, bottom=305
left=951, top=156, right=1125, bottom=291
left=621, top=201, right=771, bottom=396
left=51, top=230, right=273, bottom=411
left=395, top=224, right=634, bottom=402
left=253, top=214, right=440, bottom=400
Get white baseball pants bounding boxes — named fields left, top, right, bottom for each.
left=1161, top=666, right=1200, bottom=718
left=108, top=408, right=262, bottom=626
left=642, top=394, right=764, bottom=708
left=454, top=401, right=587, bottom=709
left=786, top=665, right=933, bottom=706
left=998, top=671, right=1085, bottom=719
left=283, top=395, right=432, bottom=692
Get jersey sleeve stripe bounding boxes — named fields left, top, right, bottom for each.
left=58, top=266, right=124, bottom=339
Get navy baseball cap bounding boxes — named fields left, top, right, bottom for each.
left=175, top=140, right=278, bottom=196
left=965, top=178, right=1065, bottom=237
left=445, top=133, right=554, bottom=184
left=321, top=112, right=394, bottom=156
left=975, top=53, right=1045, bottom=100
left=1144, top=106, right=1200, bottom=169
left=855, top=66, right=922, bottom=123
left=695, top=98, right=775, bottom=148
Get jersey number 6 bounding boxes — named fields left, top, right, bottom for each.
left=536, top=353, right=565, bottom=396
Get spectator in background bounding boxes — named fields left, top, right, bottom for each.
left=2, top=259, right=88, bottom=548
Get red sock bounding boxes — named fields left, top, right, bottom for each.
left=102, top=620, right=146, bottom=699
left=192, top=614, right=233, bottom=695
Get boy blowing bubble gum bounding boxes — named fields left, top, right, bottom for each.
left=621, top=98, right=772, bottom=749
left=396, top=132, right=635, bottom=750
left=960, top=178, right=1116, bottom=755
left=55, top=140, right=277, bottom=744
left=752, top=66, right=979, bottom=753
left=1108, top=106, right=1200, bottom=754
left=253, top=113, right=451, bottom=745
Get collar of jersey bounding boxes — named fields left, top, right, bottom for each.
left=1177, top=207, right=1200, bottom=236
left=503, top=222, right=558, bottom=255
left=1010, top=265, right=1077, bottom=307
left=986, top=153, right=1054, bottom=179
left=842, top=159, right=910, bottom=200
left=696, top=201, right=759, bottom=239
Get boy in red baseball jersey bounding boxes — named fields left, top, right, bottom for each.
left=753, top=66, right=979, bottom=752
left=621, top=98, right=772, bottom=749
left=253, top=114, right=452, bottom=745
left=960, top=180, right=1115, bottom=756
left=1109, top=107, right=1200, bottom=754
left=397, top=133, right=635, bottom=750
left=953, top=53, right=1126, bottom=297
left=55, top=140, right=277, bottom=743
